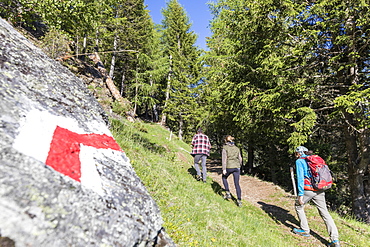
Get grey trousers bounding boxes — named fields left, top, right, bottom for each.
left=295, top=190, right=339, bottom=241
left=194, top=154, right=207, bottom=181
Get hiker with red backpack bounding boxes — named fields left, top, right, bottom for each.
left=293, top=146, right=340, bottom=247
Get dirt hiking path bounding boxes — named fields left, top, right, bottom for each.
left=206, top=160, right=340, bottom=247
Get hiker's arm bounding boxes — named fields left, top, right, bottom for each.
left=191, top=135, right=197, bottom=146
left=295, top=159, right=305, bottom=196
left=238, top=151, right=242, bottom=166
left=222, top=148, right=227, bottom=173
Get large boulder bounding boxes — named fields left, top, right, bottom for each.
left=0, top=18, right=174, bottom=247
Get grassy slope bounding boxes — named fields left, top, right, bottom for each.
left=110, top=118, right=370, bottom=247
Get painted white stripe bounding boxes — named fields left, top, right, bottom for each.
left=79, top=145, right=104, bottom=195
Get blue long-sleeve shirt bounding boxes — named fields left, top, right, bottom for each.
left=295, top=154, right=310, bottom=196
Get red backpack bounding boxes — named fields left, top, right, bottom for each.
left=303, top=155, right=333, bottom=191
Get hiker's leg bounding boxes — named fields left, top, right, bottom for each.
left=311, top=192, right=339, bottom=241
left=193, top=155, right=202, bottom=177
left=295, top=190, right=316, bottom=233
left=232, top=168, right=242, bottom=200
left=222, top=169, right=231, bottom=191
left=201, top=155, right=207, bottom=181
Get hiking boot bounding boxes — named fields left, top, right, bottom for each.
left=292, top=228, right=310, bottom=237
left=223, top=192, right=231, bottom=200
left=327, top=240, right=340, bottom=247
left=237, top=199, right=242, bottom=207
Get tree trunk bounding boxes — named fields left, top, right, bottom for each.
left=88, top=52, right=131, bottom=110
left=120, top=72, right=126, bottom=96
left=269, top=145, right=277, bottom=184
left=247, top=145, right=254, bottom=174
left=109, top=34, right=117, bottom=79
left=133, top=64, right=139, bottom=117
left=76, top=35, right=79, bottom=58
left=153, top=104, right=159, bottom=122
left=160, top=76, right=170, bottom=125
left=346, top=124, right=370, bottom=223
left=81, top=35, right=87, bottom=61
left=161, top=54, right=172, bottom=126
left=341, top=10, right=370, bottom=223
left=178, top=113, right=183, bottom=140
left=359, top=129, right=370, bottom=223
left=149, top=75, right=159, bottom=122
left=344, top=126, right=369, bottom=222
left=83, top=36, right=87, bottom=52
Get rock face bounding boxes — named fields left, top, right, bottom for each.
left=0, top=18, right=174, bottom=247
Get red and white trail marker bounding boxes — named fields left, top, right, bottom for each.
left=46, top=126, right=121, bottom=182
left=13, top=110, right=124, bottom=195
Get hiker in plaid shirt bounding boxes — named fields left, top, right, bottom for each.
left=191, top=128, right=211, bottom=183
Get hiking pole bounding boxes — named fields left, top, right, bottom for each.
left=290, top=167, right=297, bottom=196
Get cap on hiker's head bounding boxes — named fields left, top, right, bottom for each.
left=197, top=128, right=203, bottom=133
left=295, top=146, right=308, bottom=155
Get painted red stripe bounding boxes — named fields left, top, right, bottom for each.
left=45, top=126, right=122, bottom=181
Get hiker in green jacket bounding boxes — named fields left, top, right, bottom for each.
left=222, top=135, right=243, bottom=207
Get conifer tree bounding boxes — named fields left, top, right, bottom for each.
left=131, top=24, right=168, bottom=121
left=99, top=0, right=153, bottom=97
left=206, top=0, right=307, bottom=177
left=298, top=0, right=370, bottom=223
left=207, top=0, right=370, bottom=221
left=160, top=0, right=202, bottom=140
